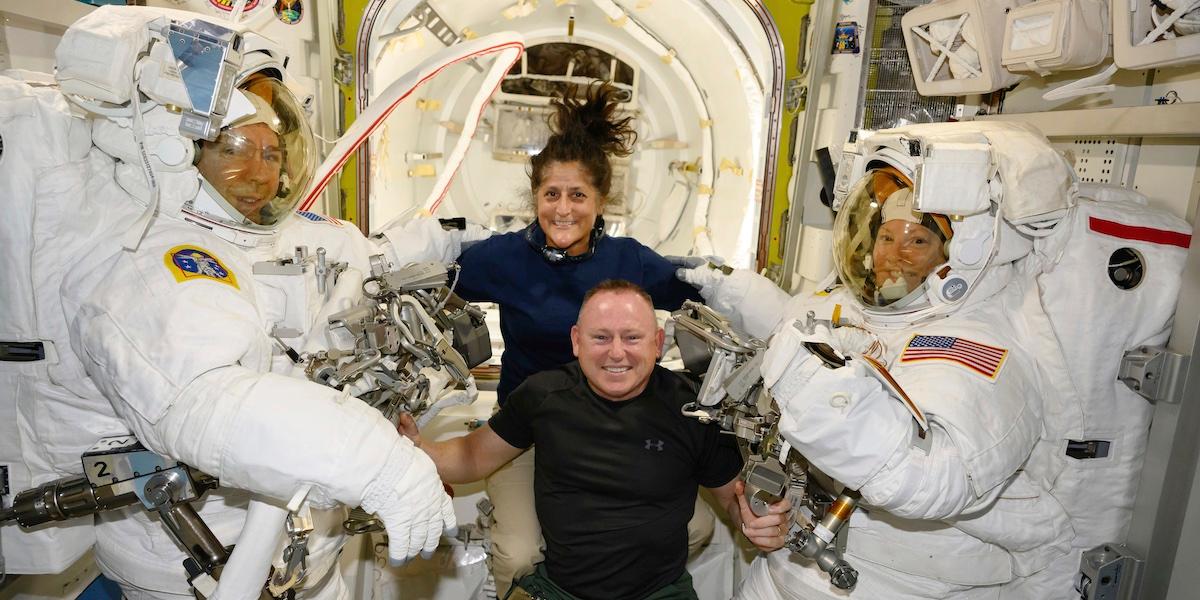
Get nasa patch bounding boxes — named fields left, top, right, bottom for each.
left=164, top=246, right=240, bottom=289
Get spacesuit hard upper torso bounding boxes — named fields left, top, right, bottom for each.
left=744, top=272, right=1075, bottom=600
left=45, top=208, right=457, bottom=596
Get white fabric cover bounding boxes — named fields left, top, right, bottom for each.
left=1015, top=184, right=1191, bottom=593
left=0, top=74, right=135, bottom=574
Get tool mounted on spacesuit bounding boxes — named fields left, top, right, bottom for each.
left=671, top=301, right=863, bottom=590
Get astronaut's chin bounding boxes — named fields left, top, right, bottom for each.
left=877, top=277, right=911, bottom=301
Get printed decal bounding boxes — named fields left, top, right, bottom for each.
left=209, top=0, right=261, bottom=12
left=899, top=334, right=1007, bottom=380
left=296, top=210, right=343, bottom=226
left=275, top=0, right=302, bottom=24
left=164, top=246, right=240, bottom=289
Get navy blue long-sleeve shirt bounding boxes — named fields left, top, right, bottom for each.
left=455, top=227, right=702, bottom=403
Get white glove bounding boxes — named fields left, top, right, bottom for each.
left=360, top=439, right=457, bottom=565
left=762, top=320, right=884, bottom=392
left=762, top=320, right=909, bottom=490
left=664, top=254, right=725, bottom=270
left=376, top=217, right=492, bottom=265
left=825, top=325, right=886, bottom=361
left=761, top=319, right=828, bottom=393
left=450, top=220, right=493, bottom=249
left=672, top=264, right=790, bottom=339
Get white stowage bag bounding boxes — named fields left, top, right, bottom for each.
left=0, top=73, right=138, bottom=574
left=1019, top=182, right=1191, bottom=578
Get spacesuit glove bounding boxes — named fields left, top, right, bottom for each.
left=764, top=321, right=910, bottom=489
left=440, top=218, right=493, bottom=250
left=674, top=266, right=790, bottom=339
left=761, top=319, right=828, bottom=394
left=762, top=319, right=884, bottom=383
left=360, top=439, right=457, bottom=565
left=664, top=254, right=725, bottom=269
left=830, top=325, right=886, bottom=361
left=376, top=217, right=491, bottom=265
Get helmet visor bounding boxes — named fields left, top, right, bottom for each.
left=833, top=167, right=952, bottom=308
left=194, top=76, right=315, bottom=227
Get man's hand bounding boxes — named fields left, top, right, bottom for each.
left=734, top=480, right=792, bottom=552
left=397, top=412, right=423, bottom=448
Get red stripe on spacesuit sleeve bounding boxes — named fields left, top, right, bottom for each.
left=1088, top=216, right=1192, bottom=248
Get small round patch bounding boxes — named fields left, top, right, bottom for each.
left=275, top=0, right=302, bottom=24
left=1108, top=247, right=1145, bottom=290
left=941, top=276, right=969, bottom=302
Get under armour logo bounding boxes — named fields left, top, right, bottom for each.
left=644, top=439, right=664, bottom=451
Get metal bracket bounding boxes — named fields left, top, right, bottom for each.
left=1118, top=346, right=1189, bottom=403
left=333, top=50, right=354, bottom=87
left=0, top=465, right=6, bottom=581
left=1077, top=544, right=1143, bottom=600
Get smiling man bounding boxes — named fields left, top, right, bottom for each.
left=400, top=279, right=790, bottom=600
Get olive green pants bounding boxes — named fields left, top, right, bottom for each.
left=504, top=563, right=699, bottom=600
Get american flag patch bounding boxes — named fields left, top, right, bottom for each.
left=295, top=211, right=342, bottom=226
left=899, top=335, right=1008, bottom=379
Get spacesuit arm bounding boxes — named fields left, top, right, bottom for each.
left=773, top=362, right=995, bottom=519
left=70, top=245, right=453, bottom=561
left=373, top=217, right=491, bottom=266
left=768, top=325, right=1039, bottom=521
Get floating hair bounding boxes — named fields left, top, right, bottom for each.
left=530, top=82, right=636, bottom=201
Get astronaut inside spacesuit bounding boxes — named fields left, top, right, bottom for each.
left=0, top=7, right=490, bottom=599
left=193, top=87, right=289, bottom=225
left=679, top=123, right=1087, bottom=599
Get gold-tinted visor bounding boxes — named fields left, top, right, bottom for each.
left=833, top=167, right=952, bottom=308
left=194, top=77, right=315, bottom=227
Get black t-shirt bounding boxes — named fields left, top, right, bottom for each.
left=489, top=363, right=743, bottom=600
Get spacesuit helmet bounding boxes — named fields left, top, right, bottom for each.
left=831, top=122, right=1076, bottom=324
left=187, top=73, right=315, bottom=231
left=833, top=165, right=954, bottom=310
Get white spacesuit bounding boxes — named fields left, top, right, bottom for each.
left=0, top=6, right=483, bottom=598
left=681, top=122, right=1190, bottom=598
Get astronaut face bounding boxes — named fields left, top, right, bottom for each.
left=871, top=220, right=946, bottom=301
left=196, top=123, right=284, bottom=224
left=536, top=161, right=601, bottom=256
left=571, top=289, right=664, bottom=402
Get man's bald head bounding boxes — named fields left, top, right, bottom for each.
left=572, top=280, right=663, bottom=402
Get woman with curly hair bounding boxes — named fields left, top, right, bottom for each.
left=451, top=82, right=711, bottom=596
